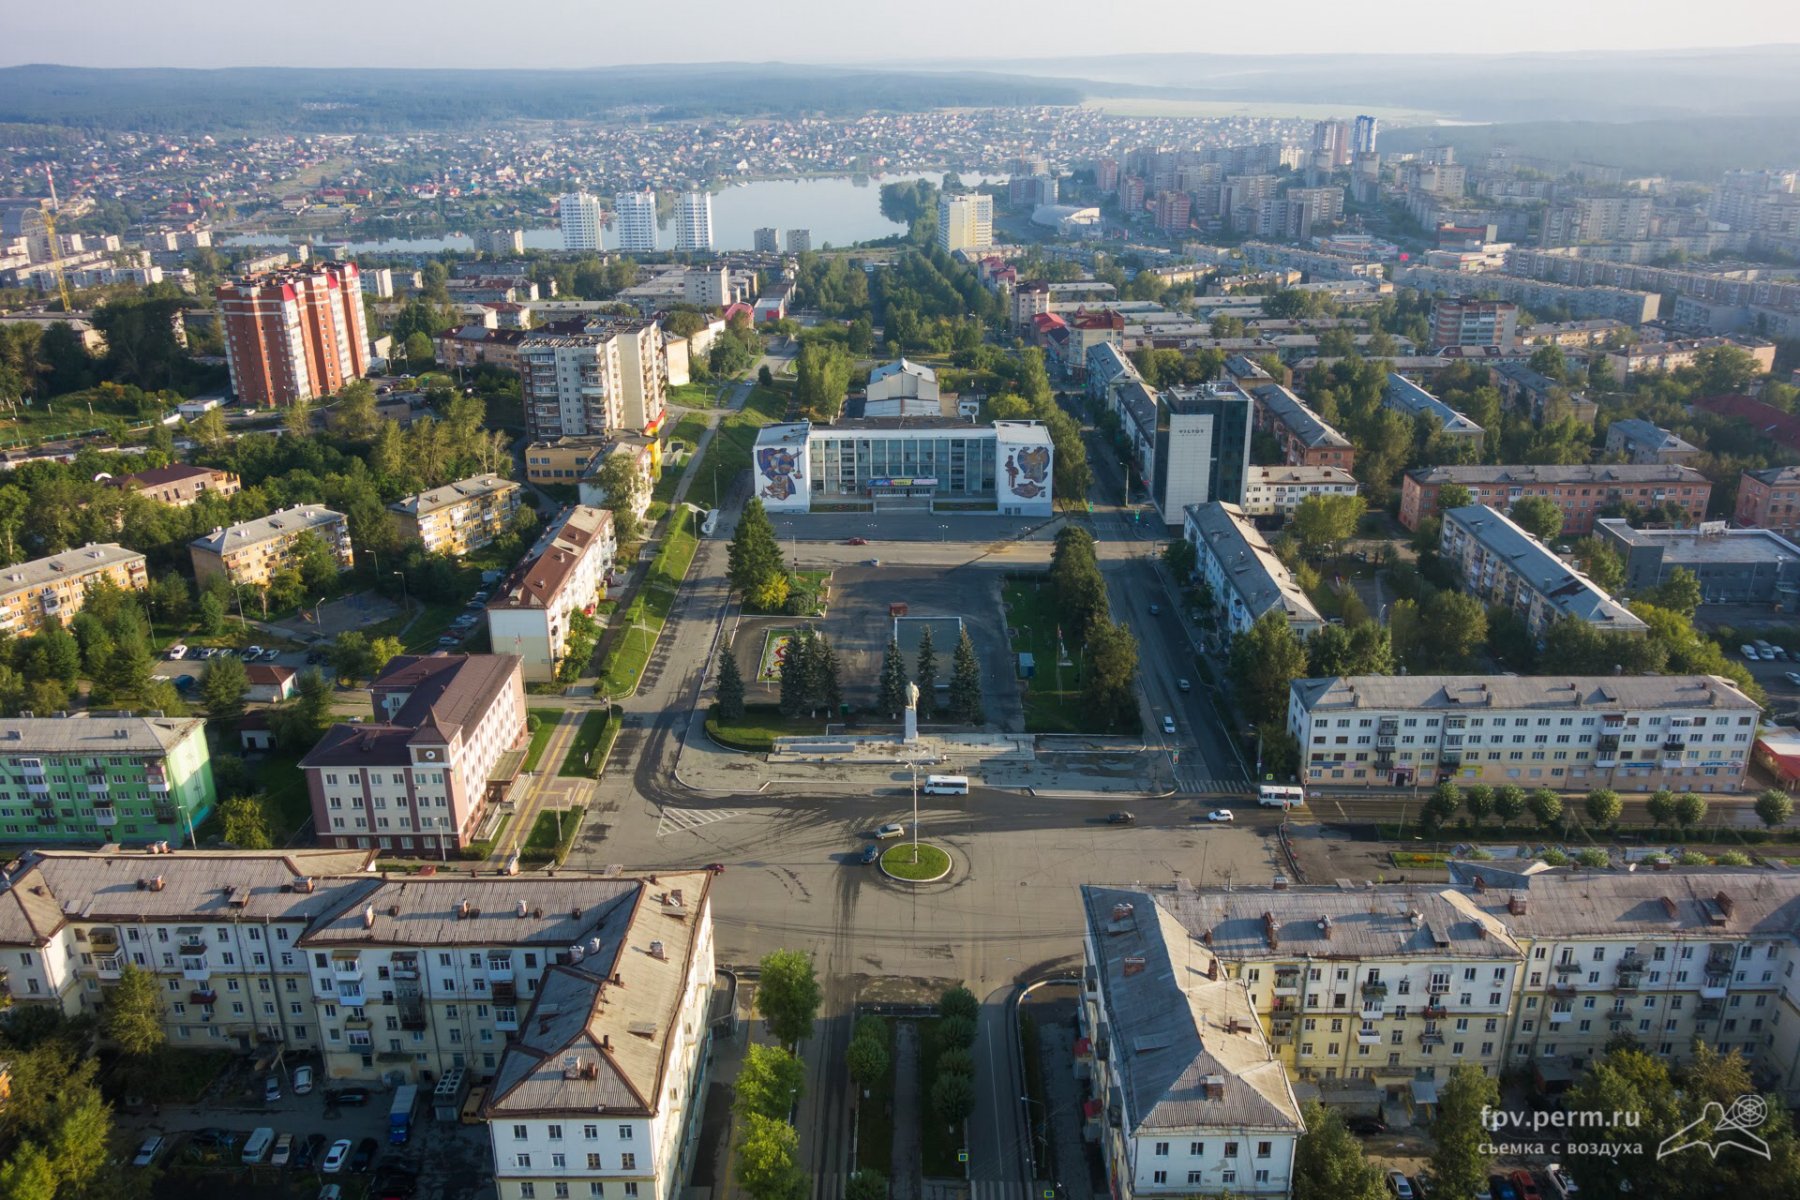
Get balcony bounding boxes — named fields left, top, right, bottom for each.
left=1361, top=981, right=1389, bottom=999
left=1552, top=960, right=1581, bottom=974
left=1696, top=1000, right=1723, bottom=1020
left=486, top=958, right=515, bottom=982
left=1602, top=716, right=1625, bottom=732
left=1271, top=1019, right=1294, bottom=1038
left=1707, top=950, right=1737, bottom=974
left=31, top=794, right=53, bottom=809
left=336, top=984, right=366, bottom=1006
left=178, top=936, right=206, bottom=954
left=154, top=805, right=179, bottom=824
left=1619, top=953, right=1646, bottom=972
left=1356, top=1028, right=1381, bottom=1045
left=1273, top=973, right=1301, bottom=997
left=190, top=989, right=217, bottom=1006
left=89, top=927, right=118, bottom=949
left=85, top=773, right=108, bottom=794
left=95, top=954, right=123, bottom=979
left=495, top=1008, right=520, bottom=1033
left=1548, top=1009, right=1572, bottom=1024
left=1613, top=974, right=1641, bottom=995
left=1548, top=981, right=1578, bottom=998
left=332, top=956, right=363, bottom=978
left=95, top=808, right=117, bottom=827
left=1428, top=979, right=1450, bottom=994
left=1700, top=976, right=1729, bottom=1000
left=491, top=980, right=518, bottom=1004
left=180, top=956, right=209, bottom=981
left=145, top=770, right=169, bottom=794
left=1419, top=1030, right=1445, bottom=1046
left=1422, top=1003, right=1448, bottom=1020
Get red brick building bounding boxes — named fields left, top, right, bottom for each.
left=216, top=261, right=369, bottom=407
left=1248, top=383, right=1356, bottom=471
left=1399, top=464, right=1711, bottom=534
left=1735, top=466, right=1800, bottom=538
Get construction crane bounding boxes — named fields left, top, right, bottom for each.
left=40, top=164, right=72, bottom=313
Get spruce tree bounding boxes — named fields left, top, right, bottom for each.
left=727, top=498, right=786, bottom=602
left=819, top=635, right=843, bottom=716
left=914, top=626, right=937, bottom=720
left=878, top=638, right=909, bottom=719
left=950, top=628, right=983, bottom=724
left=716, top=645, right=746, bottom=722
left=777, top=632, right=806, bottom=718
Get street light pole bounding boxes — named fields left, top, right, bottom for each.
left=390, top=570, right=409, bottom=618
left=911, top=760, right=919, bottom=858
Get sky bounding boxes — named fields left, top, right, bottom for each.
left=5, top=0, right=1799, bottom=68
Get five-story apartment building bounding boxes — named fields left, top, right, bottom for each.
left=190, top=505, right=354, bottom=588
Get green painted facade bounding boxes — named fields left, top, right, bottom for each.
left=0, top=718, right=215, bottom=846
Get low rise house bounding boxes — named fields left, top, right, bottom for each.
left=388, top=474, right=523, bottom=557
left=1733, top=465, right=1800, bottom=538
left=1440, top=505, right=1645, bottom=641
left=486, top=507, right=617, bottom=683
left=1399, top=464, right=1711, bottom=534
left=108, top=464, right=241, bottom=507
left=190, top=506, right=353, bottom=589
left=0, top=543, right=147, bottom=636
left=1184, top=503, right=1324, bottom=640
left=1382, top=373, right=1485, bottom=450
left=1604, top=418, right=1700, bottom=465
left=1240, top=466, right=1359, bottom=518
left=1249, top=384, right=1354, bottom=471
left=1594, top=518, right=1800, bottom=608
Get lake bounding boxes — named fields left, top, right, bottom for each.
left=223, top=173, right=1002, bottom=256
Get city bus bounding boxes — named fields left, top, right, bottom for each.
left=923, top=775, right=970, bottom=795
left=1257, top=784, right=1306, bottom=809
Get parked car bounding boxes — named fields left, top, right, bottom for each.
left=1545, top=1165, right=1578, bottom=1199
left=321, top=1139, right=353, bottom=1173
left=437, top=635, right=461, bottom=647
left=1107, top=811, right=1135, bottom=825
left=1148, top=603, right=1161, bottom=615
left=318, top=1189, right=343, bottom=1200
left=846, top=536, right=868, bottom=545
left=271, top=1133, right=295, bottom=1167
left=257, top=647, right=281, bottom=662
left=324, top=1087, right=370, bottom=1107
left=350, top=1137, right=379, bottom=1171
left=1385, top=1170, right=1414, bottom=1200
left=1786, top=671, right=1800, bottom=687
left=1511, top=1169, right=1544, bottom=1200
left=859, top=844, right=882, bottom=864
left=874, top=822, right=905, bottom=840
left=293, top=1133, right=325, bottom=1170
left=1346, top=1114, right=1387, bottom=1135
left=245, top=645, right=264, bottom=659
left=1490, top=1175, right=1520, bottom=1200
left=1742, top=644, right=1760, bottom=661
left=166, top=644, right=188, bottom=660
left=704, top=863, right=726, bottom=874
left=1206, top=809, right=1235, bottom=823
left=173, top=675, right=196, bottom=692
left=293, top=1064, right=314, bottom=1094
left=131, top=1136, right=166, bottom=1168
left=264, top=1075, right=282, bottom=1102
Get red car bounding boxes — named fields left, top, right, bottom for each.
left=845, top=537, right=868, bottom=545
left=705, top=863, right=726, bottom=874
left=1511, top=1170, right=1544, bottom=1200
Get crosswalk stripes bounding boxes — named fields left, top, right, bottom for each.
left=654, top=806, right=744, bottom=838
left=1174, top=774, right=1250, bottom=795
left=969, top=1182, right=1030, bottom=1200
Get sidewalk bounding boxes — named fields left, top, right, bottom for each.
left=891, top=1021, right=922, bottom=1200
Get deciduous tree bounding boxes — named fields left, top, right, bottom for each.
left=734, top=1043, right=805, bottom=1121
left=1293, top=1101, right=1388, bottom=1200
left=1429, top=1064, right=1499, bottom=1200
left=1756, top=788, right=1794, bottom=829
left=1510, top=495, right=1565, bottom=542
left=200, top=654, right=249, bottom=718
left=1585, top=789, right=1623, bottom=830
left=1229, top=610, right=1309, bottom=727
left=1082, top=619, right=1140, bottom=732
left=755, top=949, right=822, bottom=1050
left=735, top=1113, right=807, bottom=1200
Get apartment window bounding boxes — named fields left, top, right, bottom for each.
left=1188, top=1172, right=1203, bottom=1185
left=1257, top=1142, right=1272, bottom=1158
left=555, top=1186, right=570, bottom=1200
left=1153, top=1172, right=1168, bottom=1185
left=618, top=1125, right=633, bottom=1141
left=1224, top=1142, right=1239, bottom=1158
left=584, top=1125, right=599, bottom=1141
left=620, top=1154, right=635, bottom=1170
left=517, top=1153, right=531, bottom=1169
left=1154, top=1142, right=1169, bottom=1156
left=588, top=1154, right=602, bottom=1169
left=1190, top=1142, right=1204, bottom=1156
left=513, top=1125, right=528, bottom=1141
left=520, top=1187, right=534, bottom=1200
left=548, top=1125, right=563, bottom=1141
left=552, top=1155, right=566, bottom=1170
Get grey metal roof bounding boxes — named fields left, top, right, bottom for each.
left=1150, top=885, right=1519, bottom=961
left=1184, top=502, right=1323, bottom=628
left=1249, top=384, right=1351, bottom=449
left=1290, top=673, right=1758, bottom=715
left=1383, top=373, right=1484, bottom=436
left=16, top=850, right=378, bottom=927
left=1082, top=886, right=1305, bottom=1136
left=1407, top=463, right=1708, bottom=487
left=0, top=544, right=144, bottom=598
left=1443, top=505, right=1646, bottom=632
left=389, top=474, right=519, bottom=518
left=0, top=714, right=205, bottom=756
left=1606, top=418, right=1697, bottom=456
left=191, top=506, right=346, bottom=554
left=1475, top=870, right=1800, bottom=940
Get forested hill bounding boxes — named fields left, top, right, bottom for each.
left=0, top=63, right=1082, bottom=134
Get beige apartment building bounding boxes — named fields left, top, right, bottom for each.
left=0, top=543, right=148, bottom=636
left=0, top=849, right=720, bottom=1199
left=109, top=465, right=242, bottom=507
left=485, top=506, right=617, bottom=682
left=388, top=474, right=522, bottom=557
left=524, top=437, right=611, bottom=484
left=1288, top=673, right=1760, bottom=792
left=189, top=505, right=354, bottom=588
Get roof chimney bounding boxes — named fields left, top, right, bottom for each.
left=362, top=904, right=375, bottom=929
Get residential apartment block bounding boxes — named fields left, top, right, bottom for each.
left=0, top=543, right=147, bottom=636
left=614, top=191, right=657, bottom=253
left=524, top=438, right=611, bottom=485
left=486, top=506, right=617, bottom=683
left=1430, top=299, right=1518, bottom=350
left=1604, top=418, right=1700, bottom=465
left=558, top=192, right=605, bottom=252
left=1087, top=868, right=1800, bottom=1150
left=936, top=193, right=993, bottom=254
left=1248, top=384, right=1355, bottom=471
left=0, top=849, right=719, bottom=1198
left=1440, top=505, right=1645, bottom=640
left=1395, top=265, right=1661, bottom=325
left=1080, top=886, right=1305, bottom=1200
left=1600, top=336, right=1776, bottom=384
left=1287, top=674, right=1758, bottom=791
left=1239, top=466, right=1360, bottom=518
left=520, top=321, right=667, bottom=444
left=1399, top=464, right=1712, bottom=534
left=0, top=714, right=214, bottom=847
left=388, top=474, right=523, bottom=557
left=189, top=505, right=354, bottom=589
left=1382, top=374, right=1485, bottom=450
left=217, top=262, right=370, bottom=408
left=1734, top=465, right=1800, bottom=538
left=109, top=465, right=242, bottom=507
left=674, top=190, right=714, bottom=252
left=302, top=653, right=527, bottom=854
left=1183, top=502, right=1323, bottom=640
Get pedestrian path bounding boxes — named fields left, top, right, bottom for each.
left=1173, top=772, right=1251, bottom=795
left=965, top=1183, right=1028, bottom=1200
left=655, top=806, right=746, bottom=837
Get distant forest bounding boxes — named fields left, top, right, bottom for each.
left=0, top=64, right=1081, bottom=134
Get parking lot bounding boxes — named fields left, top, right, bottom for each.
left=122, top=1062, right=496, bottom=1200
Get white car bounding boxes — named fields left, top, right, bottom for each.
left=270, top=1133, right=294, bottom=1167
left=1546, top=1164, right=1579, bottom=1199
left=263, top=1074, right=282, bottom=1102
left=292, top=1064, right=314, bottom=1095
left=1785, top=672, right=1800, bottom=687
left=1742, top=644, right=1760, bottom=661
left=1206, top=809, right=1235, bottom=823
left=874, top=823, right=905, bottom=840
left=321, top=1139, right=353, bottom=1174
left=166, top=644, right=189, bottom=660
left=1385, top=1170, right=1414, bottom=1200
left=1161, top=715, right=1176, bottom=735
left=130, top=1135, right=165, bottom=1168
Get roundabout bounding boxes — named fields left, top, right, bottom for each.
left=879, top=840, right=953, bottom=883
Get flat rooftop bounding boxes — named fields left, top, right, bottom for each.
left=1595, top=519, right=1800, bottom=565
left=1291, top=673, right=1758, bottom=714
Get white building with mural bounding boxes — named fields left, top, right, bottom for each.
left=751, top=420, right=1054, bottom=516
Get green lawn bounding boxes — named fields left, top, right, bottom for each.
left=559, top=708, right=621, bottom=778
left=881, top=842, right=950, bottom=880
left=257, top=752, right=311, bottom=843
left=855, top=1016, right=896, bottom=1177
left=705, top=704, right=830, bottom=751
left=669, top=381, right=724, bottom=408
left=915, top=1018, right=968, bottom=1177
left=521, top=805, right=585, bottom=864
left=684, top=384, right=790, bottom=511
left=522, top=708, right=565, bottom=772
left=599, top=521, right=700, bottom=697
left=1002, top=576, right=1089, bottom=734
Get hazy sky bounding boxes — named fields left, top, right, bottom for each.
left=6, top=0, right=1798, bottom=68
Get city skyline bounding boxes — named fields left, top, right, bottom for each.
left=4, top=2, right=1798, bottom=68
